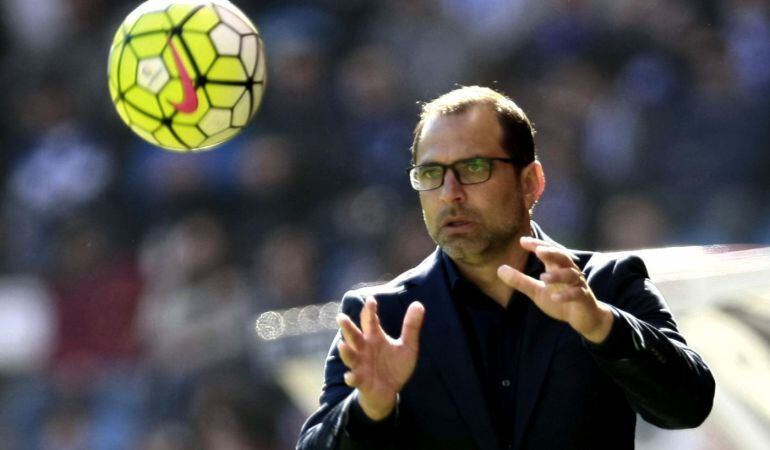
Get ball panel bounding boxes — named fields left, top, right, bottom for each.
left=137, top=56, right=170, bottom=94
left=130, top=124, right=161, bottom=145
left=183, top=5, right=220, bottom=33
left=206, top=56, right=247, bottom=81
left=159, top=90, right=178, bottom=117
left=111, top=26, right=127, bottom=47
left=118, top=46, right=139, bottom=92
left=171, top=123, right=207, bottom=148
left=108, top=44, right=123, bottom=90
left=254, top=37, right=266, bottom=81
left=115, top=100, right=131, bottom=126
left=199, top=108, right=232, bottom=135
left=214, top=4, right=255, bottom=35
left=153, top=126, right=186, bottom=150
left=205, top=84, right=246, bottom=108
left=130, top=11, right=173, bottom=35
left=240, top=35, right=257, bottom=76
left=130, top=33, right=169, bottom=59
left=198, top=126, right=241, bottom=149
left=167, top=3, right=200, bottom=26
left=124, top=85, right=164, bottom=118
left=231, top=92, right=250, bottom=126
left=124, top=101, right=163, bottom=131
left=181, top=32, right=217, bottom=75
left=109, top=77, right=118, bottom=101
left=210, top=23, right=241, bottom=56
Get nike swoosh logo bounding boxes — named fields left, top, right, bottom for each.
left=168, top=36, right=198, bottom=114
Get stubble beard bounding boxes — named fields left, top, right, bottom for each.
left=425, top=204, right=529, bottom=266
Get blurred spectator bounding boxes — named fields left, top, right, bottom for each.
left=257, top=5, right=348, bottom=198
left=123, top=136, right=246, bottom=217
left=49, top=214, right=142, bottom=380
left=3, top=79, right=114, bottom=272
left=1, top=0, right=70, bottom=56
left=383, top=207, right=436, bottom=275
left=190, top=374, right=284, bottom=450
left=138, top=422, right=196, bottom=450
left=251, top=224, right=320, bottom=310
left=595, top=192, right=671, bottom=250
left=230, top=133, right=308, bottom=253
left=137, top=211, right=252, bottom=421
left=334, top=44, right=414, bottom=192
left=37, top=396, right=89, bottom=450
left=0, top=276, right=54, bottom=374
left=367, top=0, right=476, bottom=96
left=47, top=213, right=144, bottom=450
left=438, top=0, right=550, bottom=63
left=723, top=0, right=770, bottom=98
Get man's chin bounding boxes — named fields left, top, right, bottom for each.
left=438, top=237, right=486, bottom=262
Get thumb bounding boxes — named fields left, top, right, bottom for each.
left=401, top=301, right=425, bottom=352
left=497, top=264, right=541, bottom=299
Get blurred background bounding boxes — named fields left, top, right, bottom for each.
left=0, top=0, right=768, bottom=449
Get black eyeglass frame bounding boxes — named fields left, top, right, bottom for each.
left=406, top=156, right=516, bottom=191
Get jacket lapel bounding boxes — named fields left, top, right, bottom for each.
left=401, top=250, right=499, bottom=450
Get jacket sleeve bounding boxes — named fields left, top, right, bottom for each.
left=585, top=255, right=716, bottom=429
left=296, top=293, right=398, bottom=450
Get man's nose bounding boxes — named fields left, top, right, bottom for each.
left=438, top=169, right=466, bottom=204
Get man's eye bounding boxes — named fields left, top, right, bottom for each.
left=466, top=160, right=487, bottom=173
left=420, top=167, right=443, bottom=179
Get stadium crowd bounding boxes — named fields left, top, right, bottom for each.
left=0, top=0, right=767, bottom=448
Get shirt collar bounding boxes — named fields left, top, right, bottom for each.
left=440, top=247, right=544, bottom=292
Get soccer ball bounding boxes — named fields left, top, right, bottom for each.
left=107, top=0, right=266, bottom=151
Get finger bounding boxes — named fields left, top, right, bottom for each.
left=540, top=267, right=584, bottom=285
left=520, top=236, right=578, bottom=270
left=534, top=245, right=578, bottom=271
left=401, top=301, right=425, bottom=352
left=337, top=341, right=359, bottom=368
left=519, top=235, right=551, bottom=252
left=337, top=313, right=365, bottom=351
left=551, top=285, right=589, bottom=302
left=361, top=297, right=381, bottom=337
left=497, top=264, right=543, bottom=299
left=344, top=371, right=358, bottom=387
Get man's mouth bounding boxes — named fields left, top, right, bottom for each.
left=441, top=218, right=474, bottom=232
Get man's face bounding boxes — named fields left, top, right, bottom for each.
left=416, top=105, right=531, bottom=264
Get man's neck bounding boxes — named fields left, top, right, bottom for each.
left=453, top=243, right=530, bottom=308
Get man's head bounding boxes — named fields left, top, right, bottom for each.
left=411, top=86, right=537, bottom=168
left=410, top=86, right=545, bottom=265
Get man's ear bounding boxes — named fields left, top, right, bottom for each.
left=521, top=160, right=545, bottom=211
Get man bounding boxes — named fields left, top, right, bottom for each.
left=297, top=86, right=715, bottom=450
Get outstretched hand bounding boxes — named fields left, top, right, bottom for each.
left=497, top=236, right=613, bottom=343
left=336, top=297, right=425, bottom=420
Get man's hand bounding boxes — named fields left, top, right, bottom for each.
left=336, top=297, right=425, bottom=421
left=497, top=236, right=613, bottom=343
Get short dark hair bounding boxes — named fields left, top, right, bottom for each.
left=410, top=86, right=537, bottom=168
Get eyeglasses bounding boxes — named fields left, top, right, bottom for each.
left=406, top=157, right=515, bottom=191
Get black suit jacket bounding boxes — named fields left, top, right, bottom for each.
left=297, top=225, right=715, bottom=449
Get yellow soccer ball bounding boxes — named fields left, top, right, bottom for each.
left=107, top=0, right=266, bottom=151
